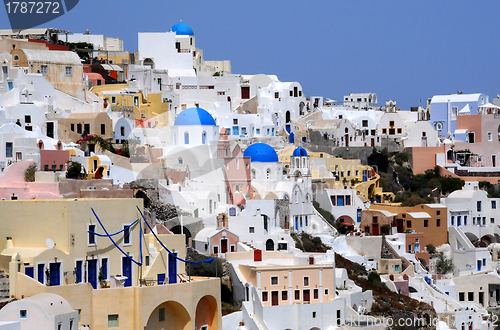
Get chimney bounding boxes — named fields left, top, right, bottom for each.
left=5, top=237, right=13, bottom=249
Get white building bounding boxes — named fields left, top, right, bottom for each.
left=0, top=293, right=78, bottom=330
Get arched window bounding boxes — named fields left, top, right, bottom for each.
left=13, top=55, right=19, bottom=61
left=295, top=158, right=299, bottom=168
left=178, top=157, right=183, bottom=165
left=266, top=168, right=271, bottom=180
left=251, top=169, right=256, bottom=179
left=202, top=131, right=206, bottom=145
left=184, top=132, right=189, bottom=144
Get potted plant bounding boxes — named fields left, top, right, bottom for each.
left=98, top=267, right=108, bottom=288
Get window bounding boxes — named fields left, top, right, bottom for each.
left=6, top=142, right=12, bottom=158
left=459, top=292, right=465, bottom=301
left=108, top=314, right=119, bottom=328
left=397, top=128, right=402, bottom=134
left=101, top=124, right=106, bottom=135
left=468, top=292, right=474, bottom=301
left=88, top=224, right=96, bottom=245
left=41, top=65, right=47, bottom=75
left=262, top=291, right=268, bottom=301
left=65, top=66, right=72, bottom=76
left=488, top=132, right=493, bottom=141
left=77, top=123, right=82, bottom=134
left=111, top=96, right=117, bottom=104
left=325, top=289, right=329, bottom=295
left=389, top=121, right=395, bottom=126
left=20, top=310, right=27, bottom=318
left=84, top=124, right=90, bottom=135
left=202, top=131, right=207, bottom=144
left=389, top=128, right=395, bottom=135
left=436, top=219, right=441, bottom=227
left=256, top=128, right=260, bottom=134
left=123, top=225, right=131, bottom=245
left=282, top=290, right=288, bottom=300
left=493, top=201, right=497, bottom=209
left=275, top=92, right=279, bottom=99
left=483, top=258, right=486, bottom=266
left=184, top=132, right=189, bottom=144
left=395, top=264, right=400, bottom=272
left=314, top=288, right=318, bottom=299
left=407, top=221, right=412, bottom=228
left=70, top=123, right=74, bottom=132
left=424, top=220, right=428, bottom=227
left=249, top=227, right=254, bottom=233
left=362, top=120, right=368, bottom=127
left=295, top=290, right=300, bottom=300
left=271, top=276, right=278, bottom=285
left=477, top=201, right=482, bottom=212
left=451, top=106, right=458, bottom=120
left=303, top=277, right=309, bottom=286
left=451, top=216, right=455, bottom=226
left=178, top=157, right=183, bottom=165
left=345, top=195, right=351, bottom=206
left=382, top=128, right=387, bottom=134
left=491, top=218, right=495, bottom=224
left=134, top=96, right=139, bottom=107
left=159, top=307, right=165, bottom=322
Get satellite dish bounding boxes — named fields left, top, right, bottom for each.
left=46, top=238, right=55, bottom=249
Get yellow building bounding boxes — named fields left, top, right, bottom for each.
left=11, top=49, right=86, bottom=100
left=91, top=84, right=170, bottom=125
left=1, top=198, right=222, bottom=330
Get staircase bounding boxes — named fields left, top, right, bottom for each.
left=241, top=242, right=256, bottom=250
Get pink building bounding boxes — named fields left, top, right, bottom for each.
left=218, top=130, right=252, bottom=205
left=0, top=161, right=61, bottom=200
left=39, top=140, right=70, bottom=172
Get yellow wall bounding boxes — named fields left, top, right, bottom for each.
left=15, top=273, right=221, bottom=330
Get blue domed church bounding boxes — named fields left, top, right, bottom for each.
left=172, top=107, right=219, bottom=146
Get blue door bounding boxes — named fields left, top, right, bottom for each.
left=477, top=260, right=482, bottom=272
left=122, top=257, right=132, bottom=287
left=49, top=262, right=60, bottom=286
left=295, top=217, right=299, bottom=231
left=157, top=273, right=166, bottom=285
left=88, top=259, right=97, bottom=289
left=76, top=261, right=83, bottom=283
left=363, top=171, right=367, bottom=182
left=357, top=209, right=362, bottom=223
left=376, top=195, right=381, bottom=203
left=168, top=253, right=177, bottom=284
left=37, top=264, right=44, bottom=284
left=25, top=267, right=34, bottom=278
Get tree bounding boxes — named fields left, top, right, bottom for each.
left=24, top=163, right=37, bottom=182
left=66, top=161, right=86, bottom=179
left=426, top=244, right=436, bottom=255
left=435, top=252, right=454, bottom=274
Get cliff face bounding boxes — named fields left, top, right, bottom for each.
left=335, top=253, right=437, bottom=330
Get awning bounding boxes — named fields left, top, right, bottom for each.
left=342, top=222, right=354, bottom=226
left=101, top=64, right=123, bottom=72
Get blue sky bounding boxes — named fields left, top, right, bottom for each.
left=2, top=1, right=499, bottom=109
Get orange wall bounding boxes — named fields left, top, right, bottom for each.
left=408, top=146, right=445, bottom=174
left=457, top=114, right=482, bottom=143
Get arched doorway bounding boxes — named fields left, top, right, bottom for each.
left=170, top=225, right=192, bottom=245
left=299, top=102, right=305, bottom=116
left=195, top=295, right=219, bottom=330
left=143, top=58, right=155, bottom=69
left=266, top=239, right=274, bottom=251
left=145, top=301, right=190, bottom=330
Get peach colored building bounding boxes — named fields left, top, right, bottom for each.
left=371, top=204, right=448, bottom=247
left=361, top=209, right=396, bottom=235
